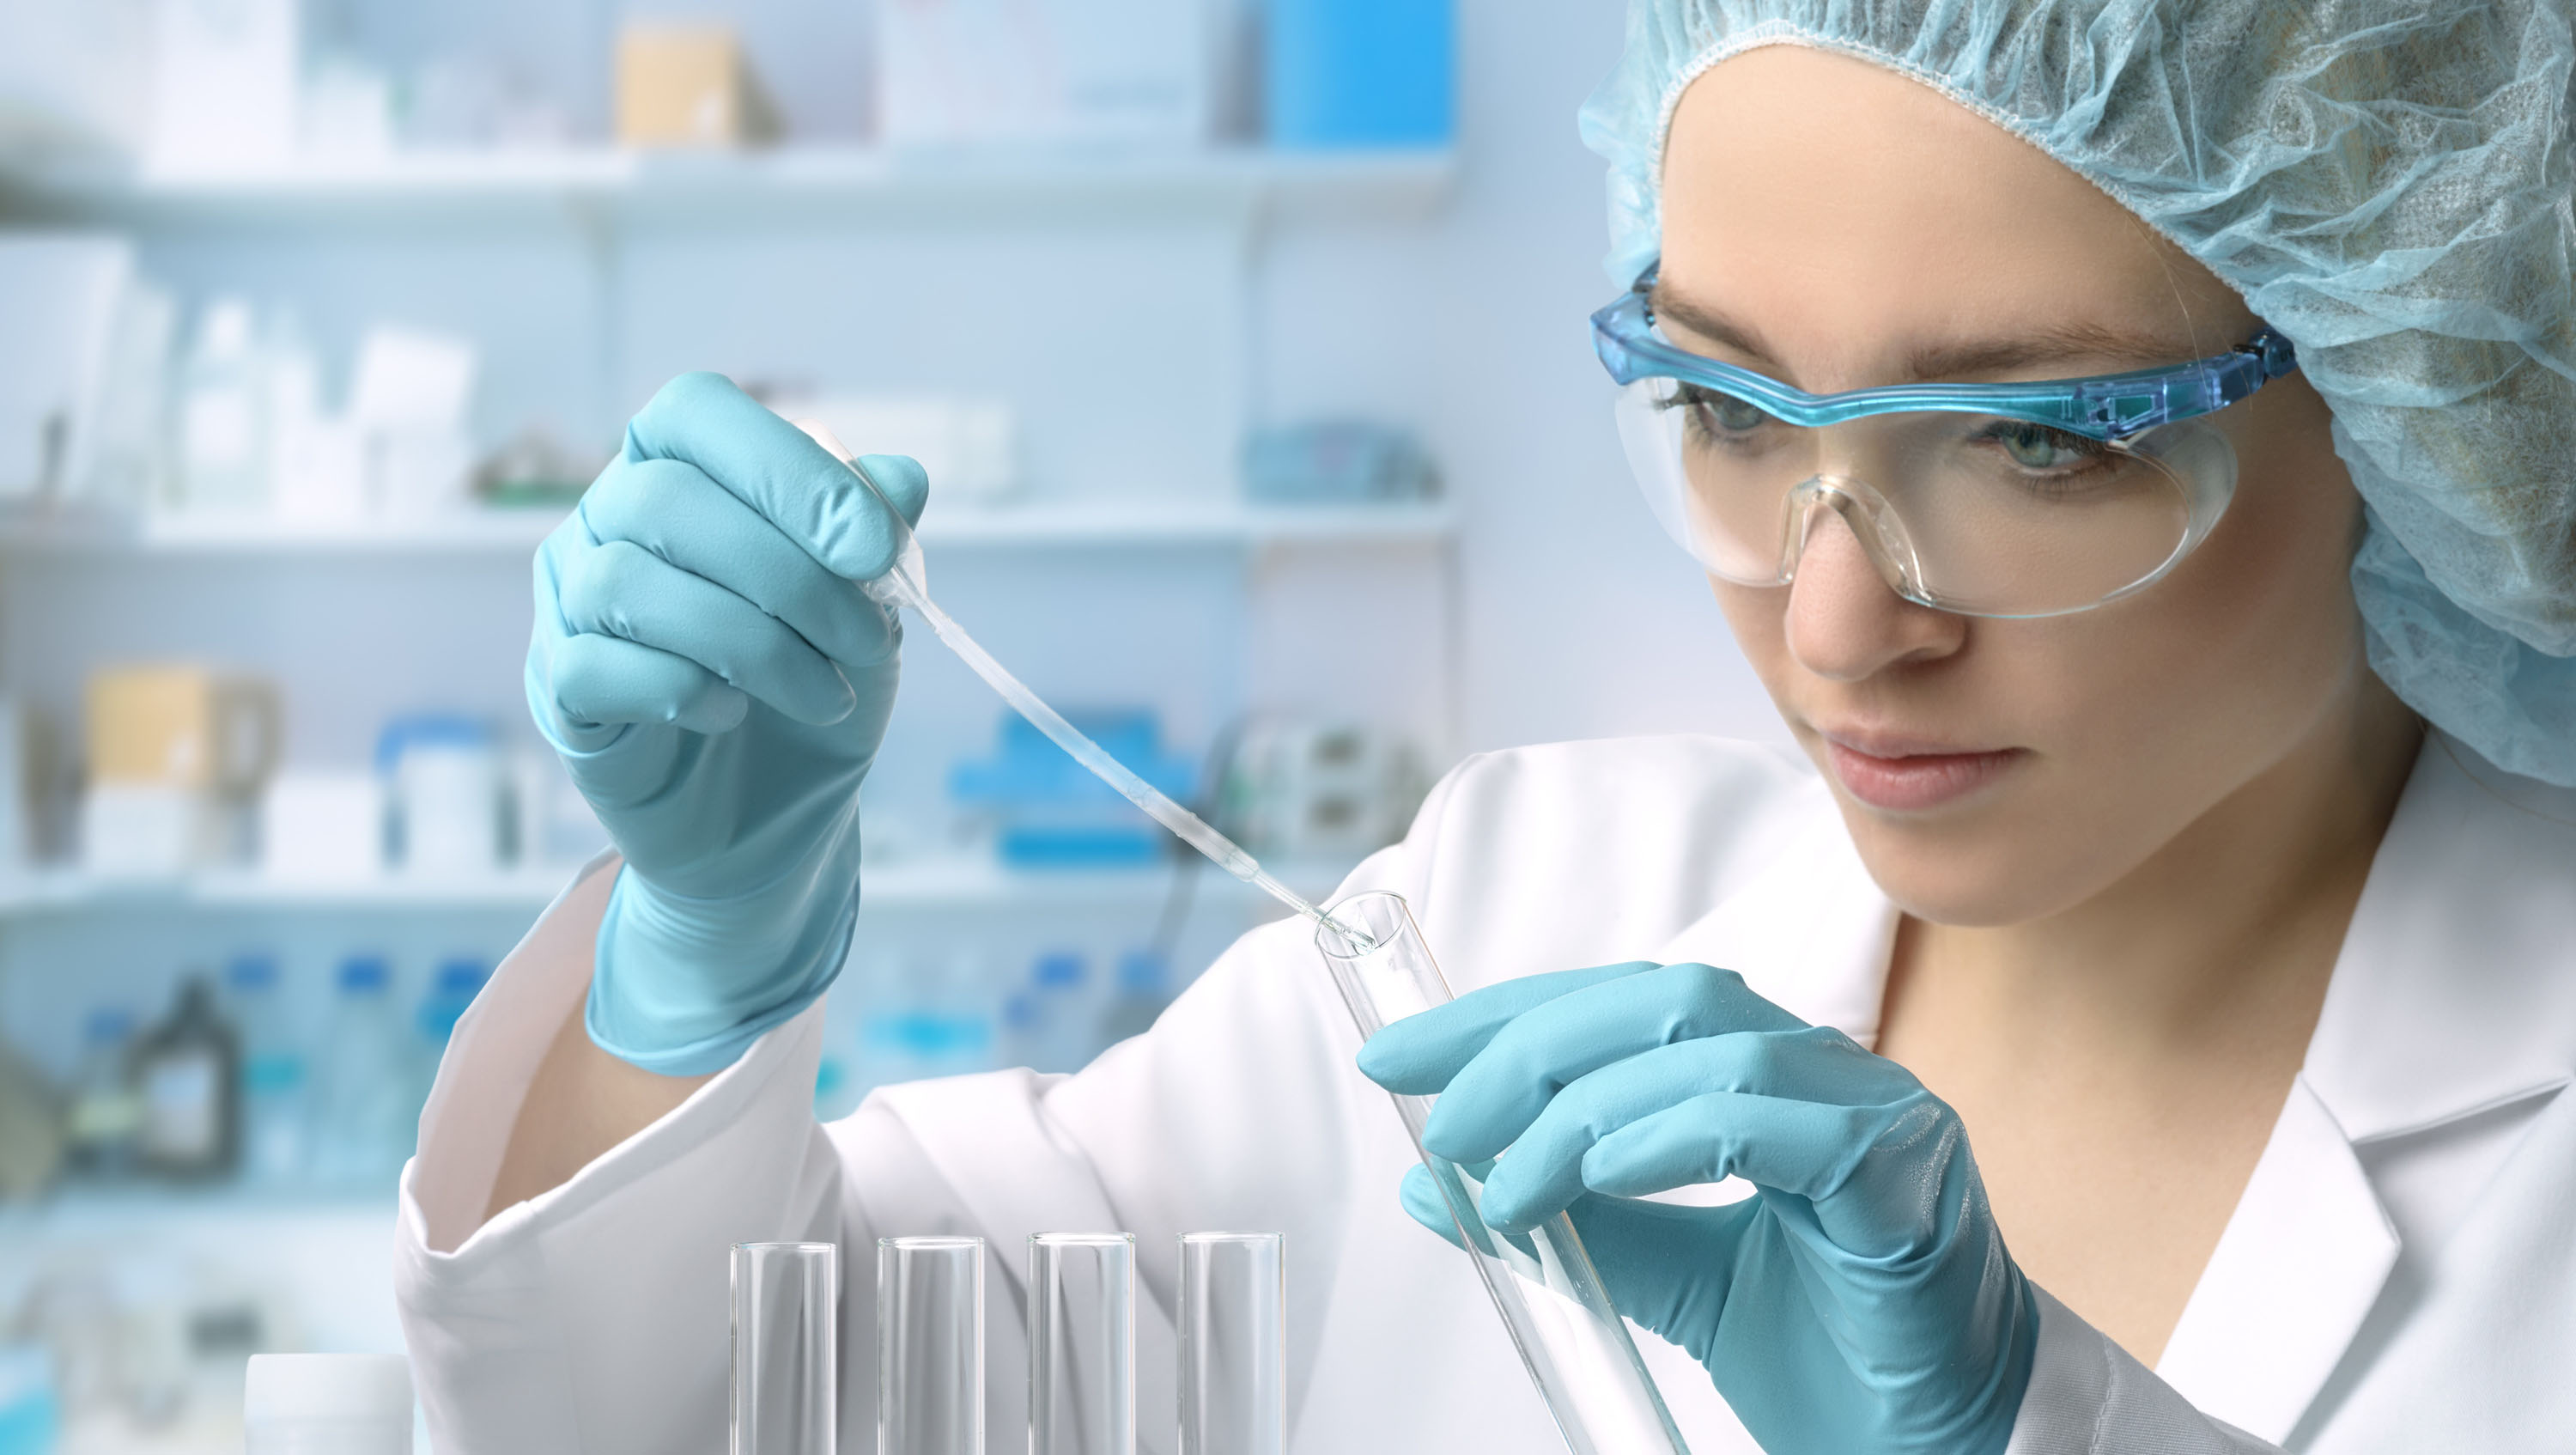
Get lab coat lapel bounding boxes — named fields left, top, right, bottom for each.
left=2148, top=1079, right=2397, bottom=1443
left=1649, top=802, right=1898, bottom=1043
left=2154, top=735, right=2576, bottom=1442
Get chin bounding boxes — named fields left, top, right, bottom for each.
left=1832, top=794, right=2129, bottom=928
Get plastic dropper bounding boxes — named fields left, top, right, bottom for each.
left=794, top=423, right=1370, bottom=949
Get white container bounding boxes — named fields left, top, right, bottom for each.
left=245, top=1353, right=413, bottom=1455
left=261, top=770, right=386, bottom=883
left=81, top=782, right=220, bottom=878
left=878, top=0, right=1210, bottom=148
left=394, top=745, right=500, bottom=878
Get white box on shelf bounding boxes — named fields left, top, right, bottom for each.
left=260, top=770, right=384, bottom=883
left=351, top=326, right=477, bottom=520
left=81, top=781, right=222, bottom=878
left=878, top=0, right=1210, bottom=149
left=146, top=0, right=299, bottom=174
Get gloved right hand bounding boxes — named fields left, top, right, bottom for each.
left=1360, top=961, right=2038, bottom=1455
left=527, top=373, right=928, bottom=1075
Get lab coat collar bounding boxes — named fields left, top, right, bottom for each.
left=1648, top=789, right=1898, bottom=1044
left=2297, top=733, right=2576, bottom=1144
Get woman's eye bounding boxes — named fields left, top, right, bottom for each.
left=1988, top=421, right=2104, bottom=472
left=1674, top=385, right=1771, bottom=434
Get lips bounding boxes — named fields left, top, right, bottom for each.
left=1818, top=729, right=2026, bottom=812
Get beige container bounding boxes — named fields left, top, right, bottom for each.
left=85, top=665, right=278, bottom=792
left=616, top=21, right=777, bottom=148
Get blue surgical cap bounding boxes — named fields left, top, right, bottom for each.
left=1583, top=2, right=2576, bottom=785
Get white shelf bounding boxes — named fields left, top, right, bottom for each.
left=0, top=500, right=1455, bottom=558
left=0, top=855, right=1364, bottom=920
left=0, top=145, right=1457, bottom=228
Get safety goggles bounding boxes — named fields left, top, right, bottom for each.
left=1590, top=269, right=2300, bottom=618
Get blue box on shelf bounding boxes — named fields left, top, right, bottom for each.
left=1265, top=0, right=1455, bottom=149
left=948, top=709, right=1199, bottom=870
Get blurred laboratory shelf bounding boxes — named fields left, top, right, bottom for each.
left=0, top=145, right=1458, bottom=230
left=0, top=499, right=1457, bottom=557
left=3, top=1186, right=410, bottom=1455
left=0, top=855, right=1365, bottom=922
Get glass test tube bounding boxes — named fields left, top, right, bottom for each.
left=1177, top=1233, right=1285, bottom=1455
left=1028, top=1233, right=1136, bottom=1455
left=878, top=1236, right=986, bottom=1455
left=732, top=1242, right=840, bottom=1455
left=1315, top=892, right=1692, bottom=1455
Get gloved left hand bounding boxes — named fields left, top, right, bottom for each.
left=1358, top=961, right=2038, bottom=1455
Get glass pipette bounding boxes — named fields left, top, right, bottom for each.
left=795, top=423, right=1365, bottom=946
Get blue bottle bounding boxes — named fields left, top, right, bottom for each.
left=1266, top=0, right=1455, bottom=149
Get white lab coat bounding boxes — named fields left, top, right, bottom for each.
left=396, top=732, right=2576, bottom=1454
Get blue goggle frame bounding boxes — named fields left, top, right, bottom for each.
left=1591, top=268, right=2299, bottom=441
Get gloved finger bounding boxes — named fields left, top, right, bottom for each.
left=852, top=452, right=928, bottom=530
left=580, top=457, right=899, bottom=671
left=1473, top=1027, right=1880, bottom=1231
left=558, top=539, right=857, bottom=726
left=1581, top=1086, right=1936, bottom=1209
left=1419, top=963, right=1809, bottom=1164
left=544, top=631, right=748, bottom=735
left=1357, top=961, right=1657, bottom=1096
left=623, top=372, right=920, bottom=581
left=1399, top=1163, right=1471, bottom=1252
left=1558, top=1192, right=1759, bottom=1360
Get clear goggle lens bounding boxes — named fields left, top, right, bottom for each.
left=1613, top=376, right=2239, bottom=617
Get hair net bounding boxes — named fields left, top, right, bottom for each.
left=1583, top=1, right=2576, bottom=785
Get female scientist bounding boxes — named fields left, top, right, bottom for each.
left=397, top=3, right=2576, bottom=1452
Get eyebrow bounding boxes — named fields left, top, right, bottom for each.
left=1649, top=284, right=2203, bottom=386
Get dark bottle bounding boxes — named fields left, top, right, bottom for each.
left=132, top=976, right=240, bottom=1180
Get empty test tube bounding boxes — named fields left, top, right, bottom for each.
left=878, top=1236, right=986, bottom=1455
left=1029, top=1233, right=1136, bottom=1455
left=732, top=1243, right=840, bottom=1455
left=1178, top=1233, right=1286, bottom=1455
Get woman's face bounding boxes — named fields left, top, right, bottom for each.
left=1661, top=46, right=2384, bottom=926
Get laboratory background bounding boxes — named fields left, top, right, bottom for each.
left=0, top=3, right=1789, bottom=1450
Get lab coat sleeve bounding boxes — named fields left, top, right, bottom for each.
left=2006, top=1288, right=2281, bottom=1455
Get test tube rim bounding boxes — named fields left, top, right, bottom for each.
left=737, top=1240, right=840, bottom=1255
left=1179, top=1232, right=1285, bottom=1246
left=1030, top=1232, right=1138, bottom=1249
left=1310, top=889, right=1410, bottom=962
left=882, top=1235, right=986, bottom=1251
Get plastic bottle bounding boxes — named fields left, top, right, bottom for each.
left=64, top=1008, right=141, bottom=1178
left=409, top=958, right=488, bottom=1121
left=179, top=297, right=270, bottom=514
left=244, top=1353, right=413, bottom=1455
left=1028, top=951, right=1094, bottom=1073
left=307, top=955, right=411, bottom=1190
left=225, top=953, right=306, bottom=1188
left=131, top=975, right=240, bottom=1180
left=1096, top=950, right=1173, bottom=1049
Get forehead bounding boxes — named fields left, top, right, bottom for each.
left=1656, top=46, right=2239, bottom=362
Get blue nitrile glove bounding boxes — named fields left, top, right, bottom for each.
left=527, top=372, right=928, bottom=1075
left=1358, top=962, right=2038, bottom=1455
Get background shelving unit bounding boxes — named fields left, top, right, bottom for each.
left=0, top=128, right=1464, bottom=1111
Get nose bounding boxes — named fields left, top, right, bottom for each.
left=1782, top=501, right=1966, bottom=681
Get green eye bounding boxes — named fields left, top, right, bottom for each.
left=1680, top=385, right=1771, bottom=434
left=1991, top=421, right=2099, bottom=471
